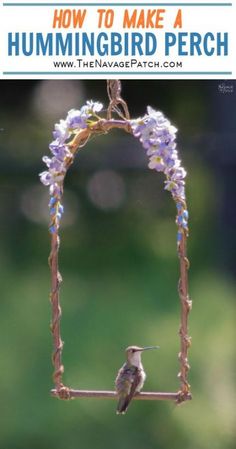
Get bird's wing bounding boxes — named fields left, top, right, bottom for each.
left=116, top=366, right=142, bottom=414
left=115, top=364, right=131, bottom=394
left=127, top=369, right=142, bottom=400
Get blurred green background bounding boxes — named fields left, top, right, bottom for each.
left=0, top=80, right=235, bottom=449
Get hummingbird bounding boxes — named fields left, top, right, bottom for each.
left=115, top=345, right=159, bottom=414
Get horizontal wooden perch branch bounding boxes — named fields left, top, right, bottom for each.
left=51, top=389, right=192, bottom=402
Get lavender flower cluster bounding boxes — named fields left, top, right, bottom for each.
left=40, top=101, right=188, bottom=239
left=131, top=106, right=188, bottom=238
left=39, top=101, right=103, bottom=233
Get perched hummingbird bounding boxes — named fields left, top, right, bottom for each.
left=115, top=345, right=159, bottom=414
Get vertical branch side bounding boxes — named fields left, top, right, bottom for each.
left=49, top=232, right=64, bottom=391
left=177, top=231, right=192, bottom=402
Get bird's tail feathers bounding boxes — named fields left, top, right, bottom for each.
left=116, top=396, right=131, bottom=415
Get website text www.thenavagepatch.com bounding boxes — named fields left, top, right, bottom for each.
left=52, top=58, right=183, bottom=69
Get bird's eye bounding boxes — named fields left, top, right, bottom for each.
left=132, top=349, right=135, bottom=353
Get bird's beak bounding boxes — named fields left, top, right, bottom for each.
left=141, top=346, right=160, bottom=351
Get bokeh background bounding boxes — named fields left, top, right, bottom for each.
left=0, top=80, right=235, bottom=449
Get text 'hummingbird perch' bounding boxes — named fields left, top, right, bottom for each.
left=115, top=345, right=159, bottom=414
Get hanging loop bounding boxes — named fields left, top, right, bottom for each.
left=107, top=79, right=130, bottom=120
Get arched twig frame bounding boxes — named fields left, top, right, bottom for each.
left=41, top=81, right=192, bottom=404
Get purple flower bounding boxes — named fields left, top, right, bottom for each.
left=66, top=108, right=88, bottom=130
left=49, top=225, right=56, bottom=234
left=40, top=99, right=104, bottom=234
left=183, top=210, right=189, bottom=220
left=147, top=106, right=168, bottom=124
left=48, top=194, right=64, bottom=233
left=176, top=207, right=188, bottom=229
left=49, top=197, right=57, bottom=207
left=164, top=157, right=180, bottom=170
left=170, top=167, right=187, bottom=181
left=58, top=204, right=64, bottom=214
left=83, top=100, right=103, bottom=115
left=148, top=155, right=166, bottom=172
left=53, top=119, right=69, bottom=143
left=39, top=171, right=53, bottom=186
left=164, top=180, right=178, bottom=192
left=132, top=105, right=188, bottom=237
left=49, top=141, right=71, bottom=160
left=172, top=181, right=186, bottom=199
left=177, top=231, right=183, bottom=242
left=50, top=207, right=56, bottom=215
left=39, top=170, right=64, bottom=186
left=42, top=156, right=66, bottom=173
left=66, top=101, right=103, bottom=131
left=49, top=183, right=61, bottom=196
left=132, top=105, right=186, bottom=203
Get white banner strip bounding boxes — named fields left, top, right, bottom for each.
left=0, top=2, right=235, bottom=79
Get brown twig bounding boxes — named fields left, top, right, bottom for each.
left=51, top=389, right=192, bottom=402
left=48, top=232, right=64, bottom=390
left=177, top=227, right=192, bottom=403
